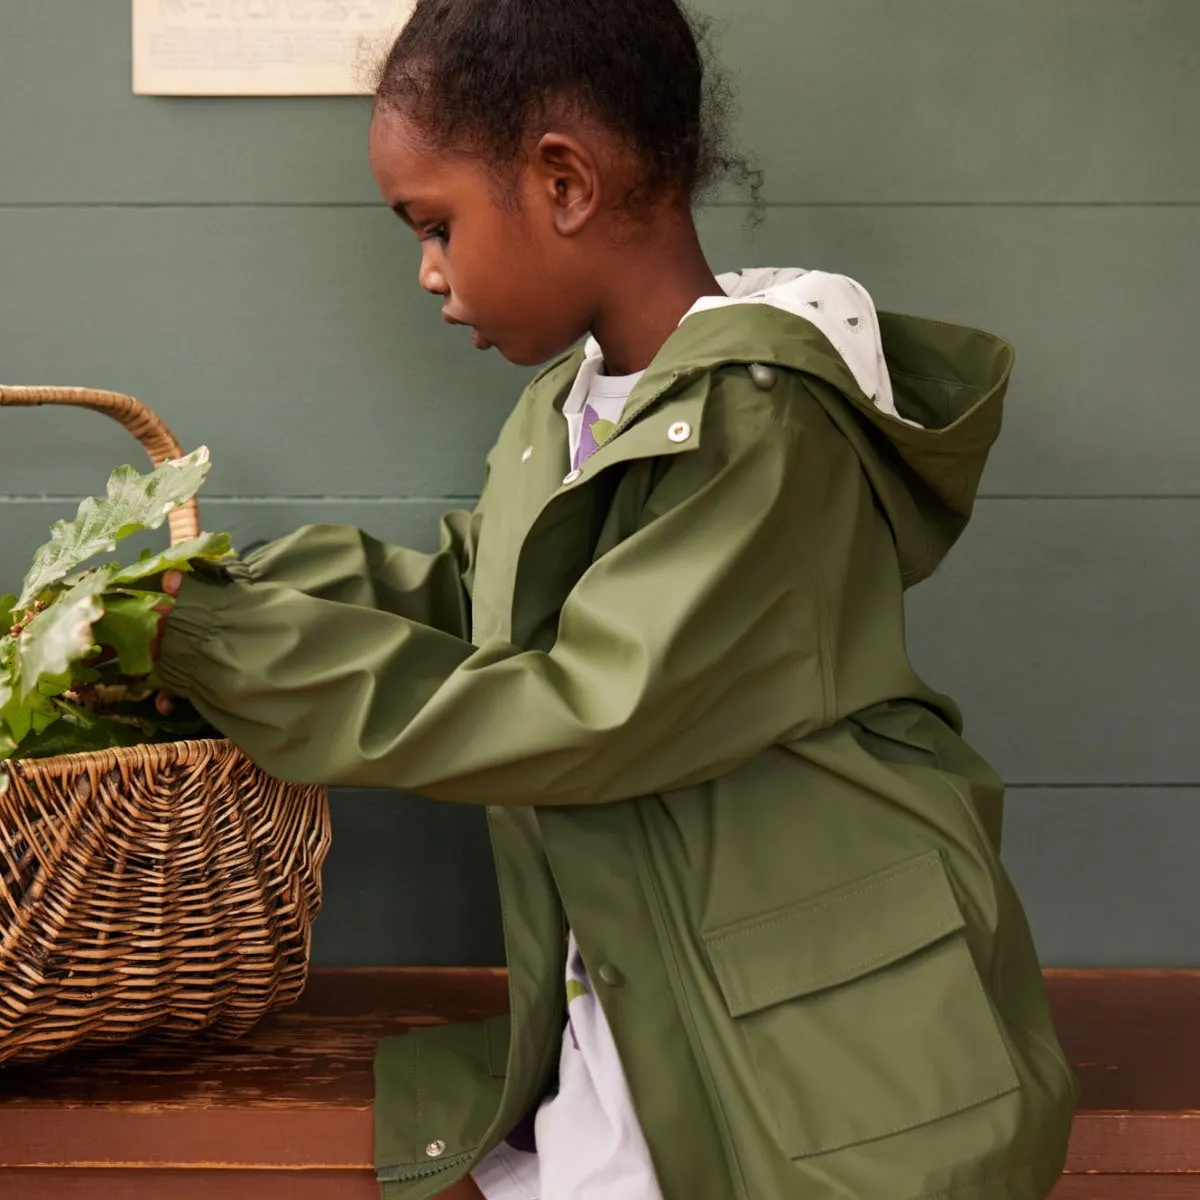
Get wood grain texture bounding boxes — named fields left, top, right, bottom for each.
left=3, top=1, right=1197, bottom=204
left=0, top=1169, right=380, bottom=1199
left=2, top=968, right=1199, bottom=1180
left=0, top=1172, right=1193, bottom=1200
left=0, top=970, right=507, bottom=1169
left=1049, top=971, right=1200, bottom=1174
left=1049, top=971, right=1200, bottom=1112
left=1052, top=1182, right=1200, bottom=1199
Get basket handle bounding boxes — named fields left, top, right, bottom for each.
left=0, top=386, right=200, bottom=545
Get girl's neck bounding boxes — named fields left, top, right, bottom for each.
left=588, top=216, right=724, bottom=376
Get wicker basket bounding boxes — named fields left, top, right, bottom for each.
left=0, top=386, right=331, bottom=1063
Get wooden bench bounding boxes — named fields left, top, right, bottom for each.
left=1, top=969, right=1196, bottom=1198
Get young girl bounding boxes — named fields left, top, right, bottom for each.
left=157, top=1, right=1078, bottom=1197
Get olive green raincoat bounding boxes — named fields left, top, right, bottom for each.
left=160, top=294, right=1078, bottom=1200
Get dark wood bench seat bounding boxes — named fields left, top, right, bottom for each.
left=1, top=969, right=1197, bottom=1198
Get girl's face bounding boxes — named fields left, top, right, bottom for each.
left=369, top=109, right=595, bottom=367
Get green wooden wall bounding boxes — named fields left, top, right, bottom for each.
left=2, top=1, right=1197, bottom=966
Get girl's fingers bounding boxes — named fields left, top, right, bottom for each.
left=150, top=574, right=180, bottom=662
left=151, top=573, right=186, bottom=710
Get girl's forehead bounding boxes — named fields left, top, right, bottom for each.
left=368, top=110, right=420, bottom=167
left=369, top=111, right=448, bottom=192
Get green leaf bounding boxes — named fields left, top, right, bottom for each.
left=17, top=707, right=144, bottom=759
left=108, top=532, right=233, bottom=586
left=4, top=703, right=33, bottom=745
left=18, top=448, right=211, bottom=607
left=0, top=650, right=51, bottom=747
left=36, top=667, right=77, bottom=698
left=0, top=669, right=24, bottom=744
left=2, top=446, right=228, bottom=763
left=29, top=697, right=61, bottom=734
left=16, top=575, right=107, bottom=698
left=92, top=593, right=162, bottom=676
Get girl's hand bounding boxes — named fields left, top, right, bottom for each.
left=153, top=570, right=184, bottom=716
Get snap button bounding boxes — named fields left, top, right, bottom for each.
left=521, top=445, right=533, bottom=463
left=562, top=468, right=582, bottom=486
left=667, top=421, right=692, bottom=444
left=749, top=363, right=777, bottom=391
left=597, top=963, right=624, bottom=988
left=425, top=1140, right=447, bottom=1158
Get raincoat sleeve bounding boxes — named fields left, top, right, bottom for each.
left=157, top=384, right=834, bottom=806
left=226, top=506, right=483, bottom=642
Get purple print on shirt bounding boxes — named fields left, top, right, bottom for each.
left=574, top=403, right=603, bottom=470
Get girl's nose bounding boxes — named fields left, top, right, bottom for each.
left=419, top=253, right=449, bottom=297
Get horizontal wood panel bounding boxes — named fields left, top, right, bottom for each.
left=0, top=207, right=526, bottom=500
left=3, top=496, right=1196, bottom=789
left=308, top=787, right=1200, bottom=970
left=0, top=970, right=509, bottom=1120
left=0, top=1173, right=379, bottom=1200
left=3, top=1175, right=1180, bottom=1200
left=1053, top=1181, right=1200, bottom=1199
left=4, top=970, right=1200, bottom=1192
left=700, top=204, right=1200, bottom=497
left=310, top=787, right=1200, bottom=969
left=906, top=500, right=1200, bottom=786
left=3, top=205, right=1197, bottom=498
left=1046, top=971, right=1200, bottom=1118
left=312, top=790, right=503, bottom=969
left=1002, top=790, right=1200, bottom=969
left=3, top=1174, right=1185, bottom=1200
left=721, top=0, right=1200, bottom=205
left=3, top=1, right=1198, bottom=204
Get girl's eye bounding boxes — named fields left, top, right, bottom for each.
left=421, top=224, right=449, bottom=246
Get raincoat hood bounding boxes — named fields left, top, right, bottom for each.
left=674, top=267, right=1013, bottom=584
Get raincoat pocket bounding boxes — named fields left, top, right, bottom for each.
left=701, top=850, right=1019, bottom=1160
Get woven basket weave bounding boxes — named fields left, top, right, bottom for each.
left=0, top=386, right=331, bottom=1063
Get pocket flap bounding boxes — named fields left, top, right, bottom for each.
left=703, top=851, right=965, bottom=1018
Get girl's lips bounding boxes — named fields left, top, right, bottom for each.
left=471, top=329, right=494, bottom=351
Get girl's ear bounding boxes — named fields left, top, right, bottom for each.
left=532, top=132, right=602, bottom=237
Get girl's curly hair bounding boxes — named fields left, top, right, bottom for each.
left=374, top=0, right=763, bottom=213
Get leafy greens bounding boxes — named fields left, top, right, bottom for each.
left=0, top=448, right=232, bottom=772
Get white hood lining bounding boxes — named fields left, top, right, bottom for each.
left=572, top=268, right=917, bottom=428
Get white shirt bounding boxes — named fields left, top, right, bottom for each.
left=471, top=360, right=662, bottom=1200
left=564, top=365, right=646, bottom=471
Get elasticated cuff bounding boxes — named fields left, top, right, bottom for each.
left=157, top=573, right=245, bottom=696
